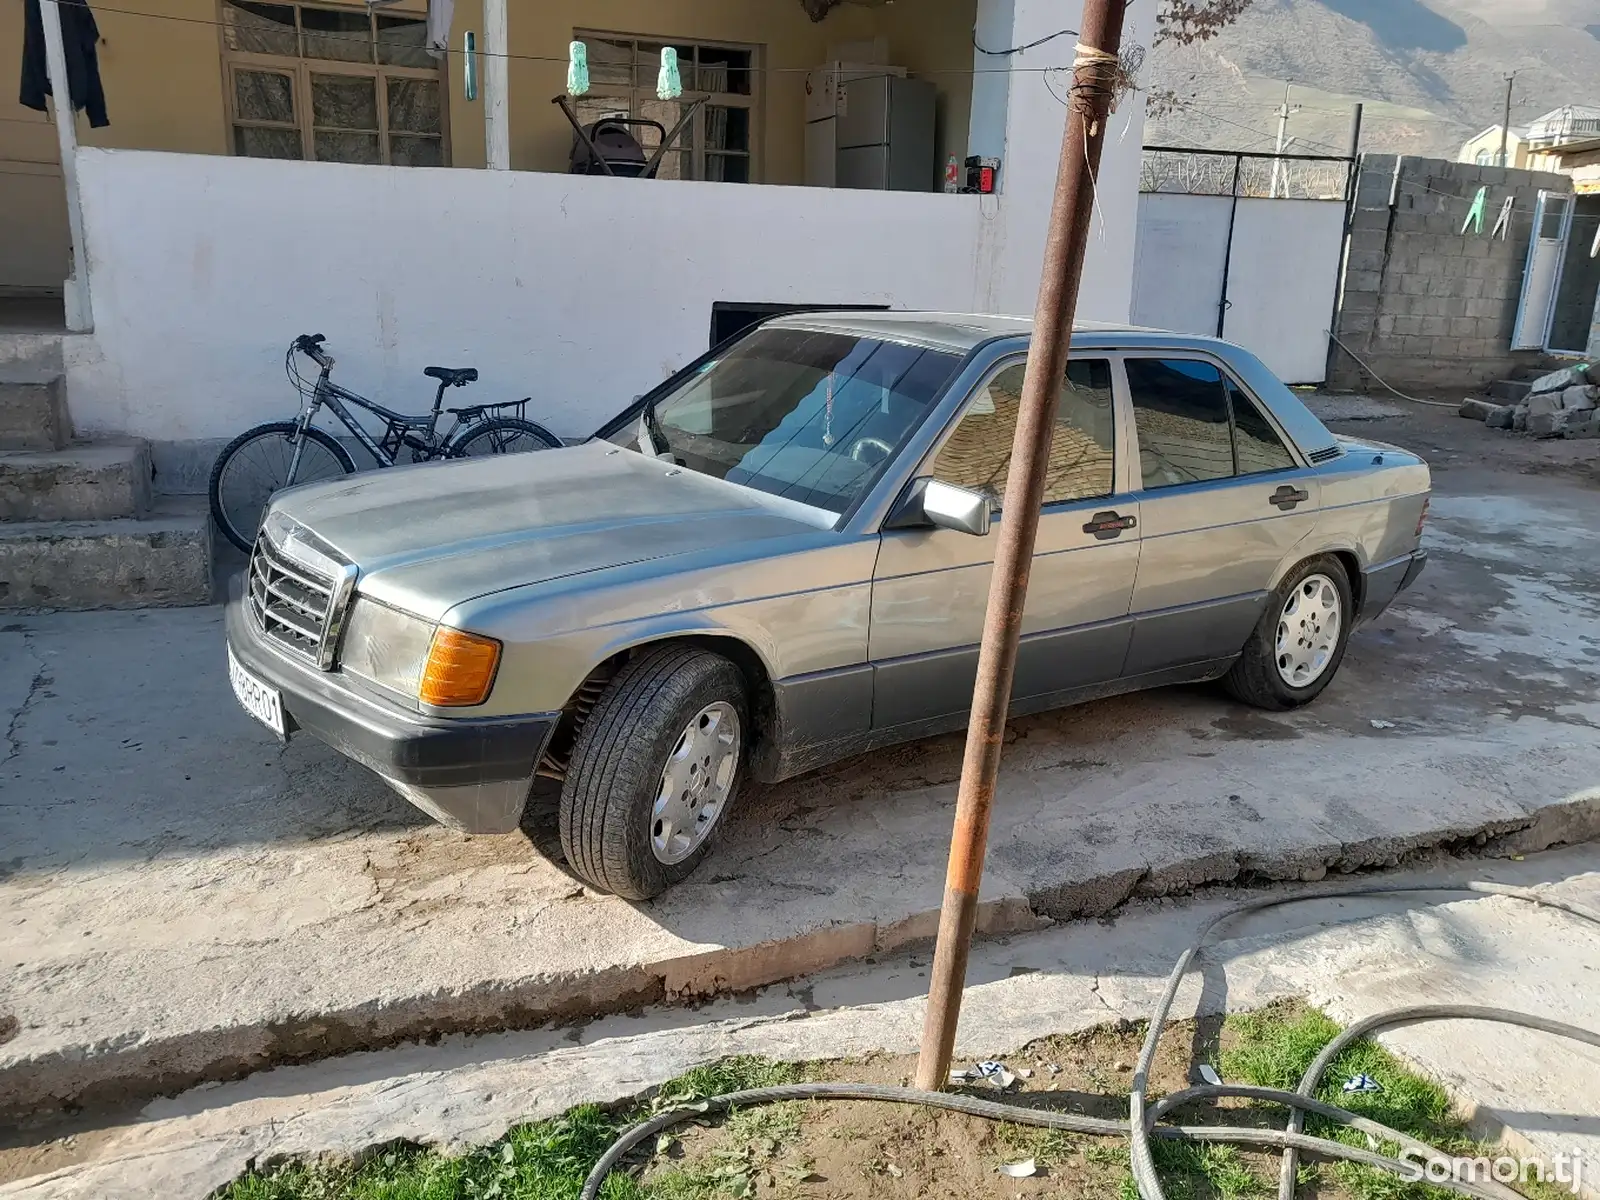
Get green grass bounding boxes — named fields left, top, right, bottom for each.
left=219, top=1058, right=807, bottom=1200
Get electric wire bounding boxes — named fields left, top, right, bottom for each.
left=577, top=880, right=1600, bottom=1200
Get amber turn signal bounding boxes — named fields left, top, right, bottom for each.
left=419, top=628, right=502, bottom=707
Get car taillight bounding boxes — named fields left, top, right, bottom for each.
left=1415, top=497, right=1430, bottom=538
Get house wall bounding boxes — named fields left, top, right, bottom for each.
left=1457, top=128, right=1528, bottom=169
left=1329, top=154, right=1573, bottom=392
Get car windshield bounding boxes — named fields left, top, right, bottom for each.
left=607, top=326, right=962, bottom=516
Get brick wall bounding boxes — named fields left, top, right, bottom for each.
left=1328, top=154, right=1573, bottom=391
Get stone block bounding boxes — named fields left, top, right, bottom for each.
left=1402, top=335, right=1434, bottom=356
left=1421, top=316, right=1451, bottom=336
left=1560, top=385, right=1596, bottom=412
left=1513, top=406, right=1529, bottom=432
left=1485, top=404, right=1516, bottom=429
left=1449, top=316, right=1479, bottom=338
left=1399, top=274, right=1431, bottom=296
left=1458, top=397, right=1498, bottom=421
left=1393, top=315, right=1424, bottom=336
left=1460, top=237, right=1493, bottom=258
left=1568, top=413, right=1600, bottom=439
left=1527, top=390, right=1563, bottom=418
left=1346, top=249, right=1386, bottom=274
left=1527, top=409, right=1571, bottom=438
left=1351, top=207, right=1391, bottom=231
left=1344, top=269, right=1382, bottom=293
left=1530, top=364, right=1593, bottom=395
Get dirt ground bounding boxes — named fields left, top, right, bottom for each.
left=633, top=1004, right=1471, bottom=1200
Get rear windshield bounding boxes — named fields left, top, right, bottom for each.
left=606, top=327, right=962, bottom=516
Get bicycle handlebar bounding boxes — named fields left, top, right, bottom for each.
left=293, top=333, right=332, bottom=369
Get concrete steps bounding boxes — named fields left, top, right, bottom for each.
left=0, top=345, right=212, bottom=610
left=0, top=369, right=72, bottom=451
left=0, top=497, right=211, bottom=610
left=0, top=440, right=153, bottom=522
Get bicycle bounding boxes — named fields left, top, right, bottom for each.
left=208, top=333, right=562, bottom=552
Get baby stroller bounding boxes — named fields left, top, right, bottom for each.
left=552, top=95, right=705, bottom=179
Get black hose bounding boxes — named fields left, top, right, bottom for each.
left=577, top=880, right=1600, bottom=1200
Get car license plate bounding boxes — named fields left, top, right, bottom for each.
left=229, top=646, right=285, bottom=738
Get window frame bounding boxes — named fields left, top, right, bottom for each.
left=919, top=352, right=1124, bottom=512
left=571, top=28, right=762, bottom=183
left=1118, top=352, right=1305, bottom=494
left=219, top=0, right=451, bottom=167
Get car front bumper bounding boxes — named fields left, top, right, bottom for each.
left=1357, top=549, right=1427, bottom=625
left=224, top=579, right=558, bottom=833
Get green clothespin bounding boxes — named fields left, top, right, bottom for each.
left=568, top=40, right=590, bottom=96
left=657, top=46, right=683, bottom=100
left=1460, top=185, right=1487, bottom=235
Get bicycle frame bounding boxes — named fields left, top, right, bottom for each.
left=290, top=360, right=462, bottom=475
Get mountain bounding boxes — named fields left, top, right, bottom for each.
left=1143, top=0, right=1600, bottom=161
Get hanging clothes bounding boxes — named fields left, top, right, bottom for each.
left=19, top=0, right=109, bottom=128
left=425, top=0, right=454, bottom=59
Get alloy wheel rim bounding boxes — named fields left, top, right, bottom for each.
left=651, top=701, right=741, bottom=865
left=1275, top=573, right=1342, bottom=688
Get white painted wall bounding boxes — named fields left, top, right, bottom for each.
left=66, top=0, right=1153, bottom=446
left=1132, top=192, right=1347, bottom=384
left=972, top=0, right=1157, bottom=317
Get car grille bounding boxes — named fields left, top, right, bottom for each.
left=248, top=533, right=346, bottom=667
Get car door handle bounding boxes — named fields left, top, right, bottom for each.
left=1083, top=511, right=1137, bottom=540
left=1270, top=485, right=1309, bottom=511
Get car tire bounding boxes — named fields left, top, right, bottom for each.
left=1223, top=555, right=1354, bottom=712
left=559, top=645, right=748, bottom=900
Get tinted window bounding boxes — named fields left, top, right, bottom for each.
left=1126, top=358, right=1233, bottom=489
left=931, top=359, right=1114, bottom=507
left=606, top=328, right=960, bottom=515
left=1229, top=381, right=1296, bottom=475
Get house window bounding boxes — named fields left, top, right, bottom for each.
left=573, top=32, right=757, bottom=182
left=221, top=0, right=448, bottom=166
left=1476, top=149, right=1492, bottom=166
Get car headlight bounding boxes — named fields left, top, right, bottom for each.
left=340, top=598, right=502, bottom=707
left=339, top=598, right=436, bottom=698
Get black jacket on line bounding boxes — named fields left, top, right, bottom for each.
left=19, top=0, right=109, bottom=129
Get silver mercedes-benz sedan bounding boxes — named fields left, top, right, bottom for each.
left=225, top=312, right=1430, bottom=898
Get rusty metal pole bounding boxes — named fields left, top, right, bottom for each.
left=913, top=0, right=1129, bottom=1093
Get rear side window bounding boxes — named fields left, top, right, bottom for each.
left=1126, top=358, right=1298, bottom=489
left=932, top=358, right=1115, bottom=507
left=1125, top=358, right=1233, bottom=489
left=1229, top=380, right=1296, bottom=475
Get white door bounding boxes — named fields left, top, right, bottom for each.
left=1512, top=190, right=1574, bottom=350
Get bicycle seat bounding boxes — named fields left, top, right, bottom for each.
left=424, top=366, right=478, bottom=386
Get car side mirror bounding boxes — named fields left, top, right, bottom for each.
left=887, top=478, right=992, bottom=537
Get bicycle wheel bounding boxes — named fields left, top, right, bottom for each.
left=208, top=421, right=356, bottom=553
left=449, top=416, right=563, bottom=458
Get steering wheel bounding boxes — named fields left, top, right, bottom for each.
left=849, top=436, right=894, bottom=466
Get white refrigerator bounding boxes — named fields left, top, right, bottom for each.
left=804, top=63, right=936, bottom=192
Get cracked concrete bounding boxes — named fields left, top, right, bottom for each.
left=2, top=402, right=1600, bottom=1125
left=5, top=847, right=1597, bottom=1199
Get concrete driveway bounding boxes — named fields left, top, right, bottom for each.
left=3, top=399, right=1599, bottom=1122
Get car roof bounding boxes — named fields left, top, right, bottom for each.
left=762, top=309, right=1226, bottom=356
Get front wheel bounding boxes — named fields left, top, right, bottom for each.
left=559, top=646, right=747, bottom=899
left=1223, top=555, right=1353, bottom=711
left=208, top=421, right=356, bottom=553
left=448, top=416, right=561, bottom=457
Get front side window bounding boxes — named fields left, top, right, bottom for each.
left=223, top=0, right=446, bottom=166
left=573, top=32, right=757, bottom=182
left=931, top=359, right=1115, bottom=507
left=1127, top=358, right=1298, bottom=489
left=607, top=327, right=960, bottom=515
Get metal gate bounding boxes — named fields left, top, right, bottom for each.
left=1132, top=147, right=1356, bottom=385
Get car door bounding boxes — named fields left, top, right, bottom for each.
left=868, top=353, right=1142, bottom=730
left=1120, top=354, right=1321, bottom=678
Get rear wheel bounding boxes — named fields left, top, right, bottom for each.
left=1223, top=555, right=1353, bottom=711
left=559, top=646, right=747, bottom=899
left=208, top=422, right=355, bottom=553
left=449, top=416, right=561, bottom=457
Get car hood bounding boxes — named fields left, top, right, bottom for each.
left=270, top=442, right=821, bottom=621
